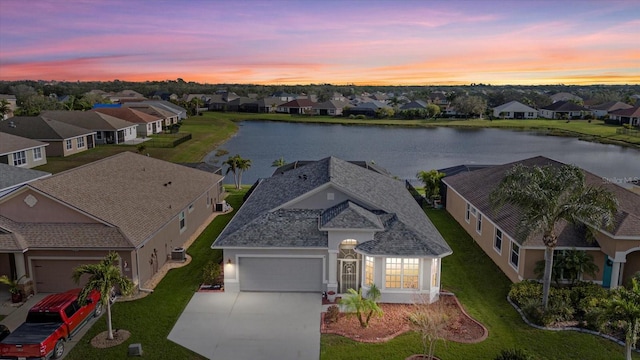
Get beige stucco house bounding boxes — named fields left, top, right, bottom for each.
left=443, top=156, right=640, bottom=288
left=0, top=152, right=224, bottom=295
left=0, top=132, right=48, bottom=169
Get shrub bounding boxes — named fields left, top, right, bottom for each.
left=202, top=260, right=221, bottom=285
left=569, top=281, right=608, bottom=317
left=583, top=302, right=608, bottom=331
left=348, top=114, right=356, bottom=119
left=509, top=281, right=542, bottom=306
left=326, top=305, right=340, bottom=324
left=544, top=298, right=574, bottom=324
left=495, top=348, right=535, bottom=360
left=355, top=114, right=367, bottom=120
left=520, top=298, right=545, bottom=326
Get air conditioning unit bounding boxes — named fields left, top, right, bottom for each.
left=128, top=343, right=143, bottom=356
left=171, top=247, right=186, bottom=261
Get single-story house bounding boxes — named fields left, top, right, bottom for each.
left=493, top=101, right=538, bottom=119
left=609, top=106, right=640, bottom=127
left=400, top=100, right=428, bottom=111
left=277, top=99, right=316, bottom=115
left=539, top=101, right=591, bottom=119
left=0, top=152, right=225, bottom=295
left=227, top=97, right=258, bottom=113
left=344, top=101, right=391, bottom=117
left=313, top=100, right=350, bottom=116
left=588, top=101, right=633, bottom=119
left=123, top=103, right=180, bottom=128
left=442, top=156, right=640, bottom=288
left=93, top=107, right=164, bottom=137
left=138, top=100, right=187, bottom=120
left=41, top=110, right=137, bottom=145
left=0, top=132, right=48, bottom=169
left=0, top=116, right=95, bottom=157
left=256, top=97, right=286, bottom=113
left=212, top=157, right=452, bottom=304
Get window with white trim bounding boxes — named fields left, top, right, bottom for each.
left=465, top=203, right=470, bottom=223
left=494, top=228, right=503, bottom=252
left=33, top=147, right=43, bottom=160
left=77, top=137, right=85, bottom=148
left=66, top=139, right=73, bottom=150
left=12, top=151, right=26, bottom=166
left=365, top=256, right=374, bottom=286
left=179, top=211, right=186, bottom=232
left=476, top=213, right=482, bottom=234
left=385, top=258, right=419, bottom=289
left=510, top=242, right=520, bottom=269
left=471, top=206, right=477, bottom=216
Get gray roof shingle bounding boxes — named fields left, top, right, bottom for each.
left=0, top=132, right=48, bottom=155
left=214, top=157, right=452, bottom=257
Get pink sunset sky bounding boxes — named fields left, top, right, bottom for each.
left=1, top=0, right=639, bottom=85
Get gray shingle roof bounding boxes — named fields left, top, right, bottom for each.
left=0, top=116, right=95, bottom=140
left=443, top=156, right=640, bottom=246
left=214, top=157, right=452, bottom=257
left=0, top=132, right=48, bottom=155
left=42, top=110, right=135, bottom=131
left=0, top=163, right=50, bottom=194
left=28, top=152, right=223, bottom=247
left=320, top=201, right=384, bottom=230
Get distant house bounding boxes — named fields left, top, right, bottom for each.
left=93, top=107, right=164, bottom=137
left=41, top=110, right=137, bottom=145
left=0, top=116, right=95, bottom=157
left=128, top=100, right=187, bottom=120
left=227, top=97, right=258, bottom=112
left=0, top=94, right=18, bottom=120
left=313, top=100, right=350, bottom=116
left=492, top=101, right=538, bottom=119
left=609, top=106, right=640, bottom=127
left=123, top=103, right=180, bottom=128
left=256, top=97, right=286, bottom=113
left=0, top=132, right=48, bottom=169
left=588, top=101, right=633, bottom=119
left=539, top=101, right=591, bottom=119
left=345, top=101, right=391, bottom=117
left=0, top=152, right=225, bottom=294
left=277, top=99, right=316, bottom=114
left=549, top=92, right=582, bottom=103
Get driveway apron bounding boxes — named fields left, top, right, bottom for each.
left=168, top=292, right=322, bottom=360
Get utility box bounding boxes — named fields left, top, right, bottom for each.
left=128, top=343, right=143, bottom=356
left=171, top=247, right=186, bottom=261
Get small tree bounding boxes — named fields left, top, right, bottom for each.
left=603, top=277, right=640, bottom=360
left=417, top=170, right=446, bottom=204
left=339, top=284, right=382, bottom=328
left=72, top=252, right=134, bottom=340
left=408, top=300, right=449, bottom=360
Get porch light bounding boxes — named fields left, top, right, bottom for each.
left=227, top=258, right=232, bottom=265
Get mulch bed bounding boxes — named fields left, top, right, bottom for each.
left=90, top=329, right=131, bottom=348
left=321, top=294, right=488, bottom=343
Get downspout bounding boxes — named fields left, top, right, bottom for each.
left=135, top=248, right=154, bottom=293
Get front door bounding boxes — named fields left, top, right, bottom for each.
left=338, top=239, right=361, bottom=293
left=602, top=258, right=613, bottom=288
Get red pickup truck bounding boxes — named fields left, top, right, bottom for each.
left=0, top=289, right=101, bottom=360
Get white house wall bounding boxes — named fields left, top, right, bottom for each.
left=123, top=127, right=137, bottom=142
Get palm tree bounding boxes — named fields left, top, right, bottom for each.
left=490, top=164, right=617, bottom=309
left=271, top=157, right=286, bottom=167
left=416, top=170, right=445, bottom=203
left=338, top=284, right=382, bottom=328
left=72, top=252, right=133, bottom=340
left=223, top=154, right=252, bottom=189
left=603, top=277, right=640, bottom=360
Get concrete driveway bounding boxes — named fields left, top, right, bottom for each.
left=168, top=292, right=322, bottom=360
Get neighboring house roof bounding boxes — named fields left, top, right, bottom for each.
left=180, top=162, right=222, bottom=175
left=350, top=101, right=392, bottom=110
left=256, top=97, right=286, bottom=108
left=609, top=106, right=640, bottom=117
left=588, top=101, right=633, bottom=112
left=0, top=163, right=50, bottom=196
left=0, top=132, right=48, bottom=156
left=272, top=160, right=391, bottom=177
left=280, top=99, right=316, bottom=108
left=550, top=92, right=582, bottom=103
left=400, top=100, right=428, bottom=110
left=214, top=157, right=452, bottom=257
left=92, top=107, right=162, bottom=124
left=123, top=103, right=178, bottom=119
left=541, top=101, right=588, bottom=112
left=493, top=100, right=538, bottom=113
left=26, top=152, right=223, bottom=247
left=41, top=110, right=136, bottom=131
left=443, top=156, right=640, bottom=246
left=313, top=100, right=350, bottom=110
left=0, top=116, right=95, bottom=141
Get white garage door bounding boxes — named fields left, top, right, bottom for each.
left=239, top=257, right=323, bottom=292
left=32, top=259, right=100, bottom=293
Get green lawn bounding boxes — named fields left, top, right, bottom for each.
left=320, top=209, right=638, bottom=360
left=64, top=188, right=245, bottom=360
